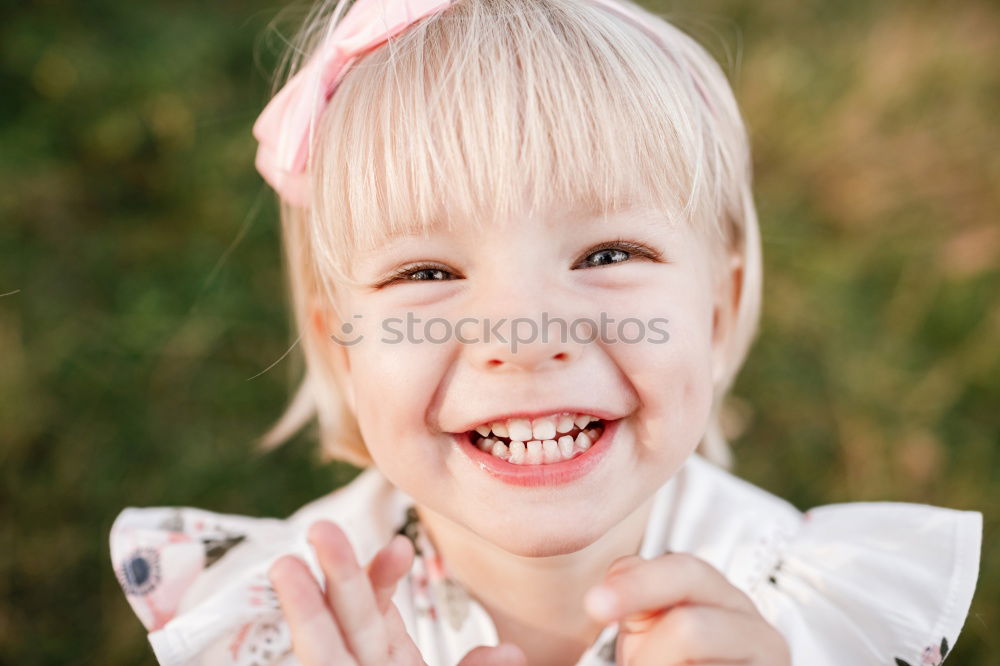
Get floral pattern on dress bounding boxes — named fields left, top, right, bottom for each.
left=112, top=508, right=250, bottom=632
left=396, top=504, right=473, bottom=632
left=895, top=636, right=949, bottom=665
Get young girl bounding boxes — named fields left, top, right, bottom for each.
left=109, top=0, right=983, bottom=664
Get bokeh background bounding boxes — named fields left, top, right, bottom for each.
left=2, top=0, right=997, bottom=663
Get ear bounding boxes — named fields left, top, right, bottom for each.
left=308, top=299, right=357, bottom=415
left=711, top=250, right=744, bottom=386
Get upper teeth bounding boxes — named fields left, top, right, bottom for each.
left=472, top=412, right=600, bottom=440
left=476, top=428, right=599, bottom=464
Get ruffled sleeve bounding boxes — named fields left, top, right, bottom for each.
left=109, top=505, right=300, bottom=665
left=109, top=468, right=413, bottom=665
left=745, top=501, right=982, bottom=665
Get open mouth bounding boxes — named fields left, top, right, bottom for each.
left=466, top=414, right=606, bottom=465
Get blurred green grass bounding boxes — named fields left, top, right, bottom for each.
left=1, top=0, right=996, bottom=663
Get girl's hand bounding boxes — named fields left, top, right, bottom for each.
left=269, top=520, right=526, bottom=666
left=584, top=553, right=791, bottom=666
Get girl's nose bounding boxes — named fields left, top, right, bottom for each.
left=467, top=317, right=588, bottom=373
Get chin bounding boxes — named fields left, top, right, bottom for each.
left=480, top=520, right=607, bottom=558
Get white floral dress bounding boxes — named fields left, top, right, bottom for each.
left=109, top=452, right=982, bottom=666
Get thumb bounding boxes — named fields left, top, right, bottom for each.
left=458, top=643, right=528, bottom=666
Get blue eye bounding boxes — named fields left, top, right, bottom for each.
left=404, top=268, right=454, bottom=281
left=574, top=239, right=660, bottom=269
left=582, top=247, right=630, bottom=267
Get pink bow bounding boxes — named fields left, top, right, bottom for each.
left=252, top=0, right=655, bottom=208
left=252, top=0, right=454, bottom=208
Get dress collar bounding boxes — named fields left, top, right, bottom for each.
left=389, top=466, right=683, bottom=665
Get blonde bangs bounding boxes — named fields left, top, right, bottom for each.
left=308, top=0, right=747, bottom=286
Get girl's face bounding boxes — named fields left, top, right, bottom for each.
left=325, top=204, right=734, bottom=557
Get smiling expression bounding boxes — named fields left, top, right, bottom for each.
left=316, top=203, right=733, bottom=556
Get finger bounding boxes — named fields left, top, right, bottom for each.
left=269, top=555, right=357, bottom=666
left=586, top=553, right=648, bottom=629
left=383, top=600, right=426, bottom=663
left=367, top=534, right=415, bottom=614
left=629, top=605, right=770, bottom=666
left=458, top=643, right=528, bottom=666
left=606, top=554, right=645, bottom=578
left=584, top=552, right=758, bottom=624
left=309, top=521, right=390, bottom=666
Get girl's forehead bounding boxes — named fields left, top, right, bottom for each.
left=360, top=199, right=682, bottom=253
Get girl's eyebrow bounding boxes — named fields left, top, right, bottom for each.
left=351, top=223, right=455, bottom=278
left=364, top=223, right=449, bottom=255
left=362, top=205, right=674, bottom=257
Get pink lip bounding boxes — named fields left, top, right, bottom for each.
left=452, top=418, right=621, bottom=487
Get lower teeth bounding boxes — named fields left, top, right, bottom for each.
left=473, top=424, right=604, bottom=465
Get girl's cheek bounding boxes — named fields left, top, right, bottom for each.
left=348, top=339, right=452, bottom=448
left=611, top=305, right=716, bottom=451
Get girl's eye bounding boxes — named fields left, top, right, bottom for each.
left=402, top=267, right=455, bottom=281
left=378, top=264, right=459, bottom=287
left=377, top=239, right=661, bottom=287
left=584, top=248, right=629, bottom=266
left=574, top=239, right=662, bottom=269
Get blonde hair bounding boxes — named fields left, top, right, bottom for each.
left=258, top=0, right=762, bottom=470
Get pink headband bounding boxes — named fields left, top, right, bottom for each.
left=253, top=0, right=651, bottom=208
